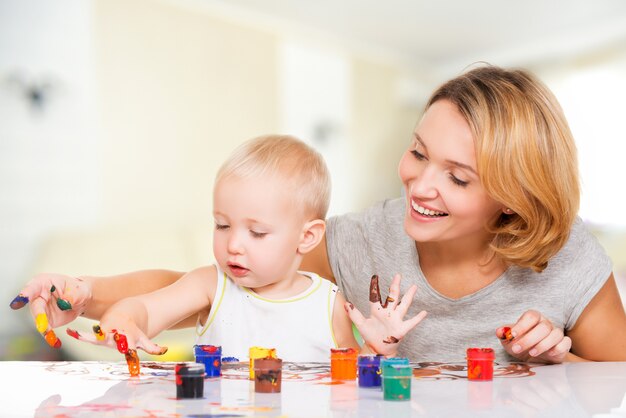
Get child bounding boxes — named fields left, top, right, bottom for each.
left=67, top=135, right=360, bottom=363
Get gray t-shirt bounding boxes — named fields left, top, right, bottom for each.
left=326, top=197, right=612, bottom=362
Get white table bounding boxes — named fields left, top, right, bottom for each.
left=2, top=360, right=625, bottom=417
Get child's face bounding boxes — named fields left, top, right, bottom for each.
left=397, top=99, right=503, bottom=245
left=212, top=173, right=306, bottom=291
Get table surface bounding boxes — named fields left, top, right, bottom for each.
left=2, top=360, right=625, bottom=417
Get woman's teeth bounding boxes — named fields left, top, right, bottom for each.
left=411, top=201, right=447, bottom=217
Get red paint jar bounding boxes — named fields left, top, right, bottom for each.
left=466, top=348, right=495, bottom=381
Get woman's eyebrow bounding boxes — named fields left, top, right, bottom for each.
left=414, top=133, right=477, bottom=175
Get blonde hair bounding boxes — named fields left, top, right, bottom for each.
left=215, top=134, right=331, bottom=220
left=427, top=65, right=580, bottom=272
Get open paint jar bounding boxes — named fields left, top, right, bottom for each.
left=330, top=348, right=358, bottom=380
left=357, top=354, right=382, bottom=388
left=466, top=348, right=495, bottom=381
left=249, top=346, right=277, bottom=380
left=381, top=362, right=412, bottom=401
left=175, top=362, right=205, bottom=399
left=254, top=357, right=283, bottom=393
left=194, top=344, right=222, bottom=377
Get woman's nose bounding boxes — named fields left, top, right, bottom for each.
left=410, top=165, right=439, bottom=199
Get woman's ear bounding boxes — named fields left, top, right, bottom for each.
left=297, top=219, right=326, bottom=254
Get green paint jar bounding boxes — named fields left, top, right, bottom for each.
left=381, top=359, right=412, bottom=401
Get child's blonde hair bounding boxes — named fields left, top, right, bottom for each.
left=215, top=135, right=331, bottom=220
left=427, top=65, right=580, bottom=272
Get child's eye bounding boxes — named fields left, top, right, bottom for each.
left=449, top=174, right=469, bottom=187
left=250, top=230, right=267, bottom=238
left=215, top=223, right=229, bottom=230
left=411, top=150, right=426, bottom=161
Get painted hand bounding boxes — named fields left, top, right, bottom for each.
left=65, top=315, right=168, bottom=357
left=498, top=310, right=571, bottom=364
left=9, top=273, right=92, bottom=348
left=346, top=273, right=427, bottom=357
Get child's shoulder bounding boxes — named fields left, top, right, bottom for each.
left=182, top=265, right=220, bottom=301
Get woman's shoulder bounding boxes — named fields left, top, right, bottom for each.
left=544, top=217, right=611, bottom=275
left=329, top=197, right=404, bottom=228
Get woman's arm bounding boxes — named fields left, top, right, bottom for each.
left=84, top=269, right=186, bottom=319
left=501, top=273, right=626, bottom=362
left=11, top=269, right=186, bottom=348
left=567, top=273, right=626, bottom=361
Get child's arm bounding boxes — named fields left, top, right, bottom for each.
left=345, top=273, right=427, bottom=357
left=332, top=291, right=360, bottom=349
left=67, top=265, right=218, bottom=355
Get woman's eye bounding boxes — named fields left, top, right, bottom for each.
left=215, top=223, right=229, bottom=230
left=250, top=231, right=267, bottom=238
left=410, top=150, right=427, bottom=161
left=449, top=174, right=469, bottom=187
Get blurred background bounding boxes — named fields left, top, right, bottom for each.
left=1, top=0, right=625, bottom=361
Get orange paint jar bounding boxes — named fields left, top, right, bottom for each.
left=330, top=348, right=358, bottom=380
left=466, top=348, right=495, bottom=381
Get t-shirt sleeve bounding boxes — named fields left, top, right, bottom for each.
left=562, top=218, right=613, bottom=330
left=325, top=210, right=369, bottom=293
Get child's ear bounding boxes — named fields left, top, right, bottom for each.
left=297, top=219, right=326, bottom=254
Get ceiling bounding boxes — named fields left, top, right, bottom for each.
left=195, top=0, right=626, bottom=77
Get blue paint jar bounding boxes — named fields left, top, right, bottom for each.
left=357, top=354, right=382, bottom=388
left=194, top=344, right=222, bottom=377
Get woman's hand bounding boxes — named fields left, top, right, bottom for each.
left=498, top=310, right=571, bottom=363
left=346, top=274, right=427, bottom=357
left=9, top=273, right=93, bottom=348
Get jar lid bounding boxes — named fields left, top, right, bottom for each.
left=254, top=357, right=283, bottom=369
left=175, top=362, right=205, bottom=376
left=194, top=344, right=221, bottom=354
left=466, top=348, right=495, bottom=360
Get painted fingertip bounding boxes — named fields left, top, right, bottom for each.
left=35, top=313, right=49, bottom=334
left=124, top=349, right=141, bottom=377
left=158, top=346, right=169, bottom=355
left=56, top=298, right=72, bottom=311
left=50, top=285, right=56, bottom=293
left=9, top=294, right=29, bottom=310
left=44, top=330, right=62, bottom=349
left=92, top=324, right=105, bottom=341
left=114, top=332, right=129, bottom=354
left=66, top=328, right=80, bottom=340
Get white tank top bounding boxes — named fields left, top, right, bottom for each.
left=196, top=267, right=339, bottom=362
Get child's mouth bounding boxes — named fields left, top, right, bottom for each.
left=227, top=263, right=249, bottom=277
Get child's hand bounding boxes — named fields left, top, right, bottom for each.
left=345, top=273, right=427, bottom=357
left=498, top=310, right=571, bottom=363
left=65, top=315, right=168, bottom=357
left=9, top=274, right=93, bottom=348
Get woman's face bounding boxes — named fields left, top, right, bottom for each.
left=398, top=99, right=503, bottom=244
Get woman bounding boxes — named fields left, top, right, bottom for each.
left=12, top=65, right=626, bottom=362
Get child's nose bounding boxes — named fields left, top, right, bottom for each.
left=226, top=233, right=244, bottom=254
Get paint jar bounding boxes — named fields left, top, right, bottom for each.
left=382, top=363, right=412, bottom=401
left=330, top=348, right=358, bottom=380
left=175, top=362, right=205, bottom=399
left=357, top=354, right=382, bottom=388
left=254, top=357, right=283, bottom=393
left=194, top=344, right=222, bottom=377
left=249, top=346, right=277, bottom=380
left=466, top=348, right=495, bottom=381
